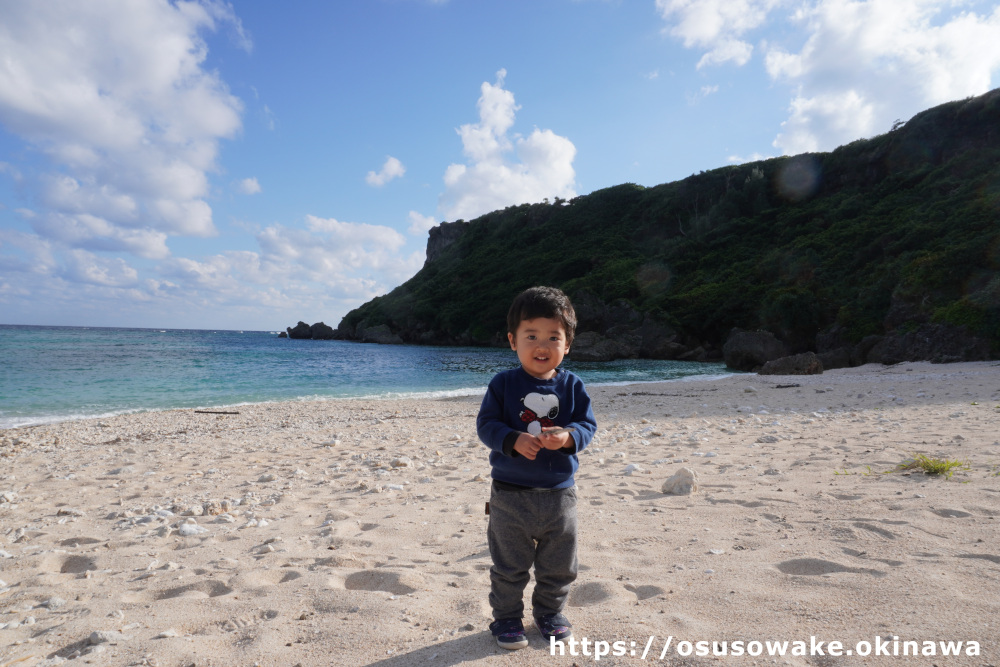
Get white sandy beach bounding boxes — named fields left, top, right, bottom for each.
left=1, top=361, right=999, bottom=666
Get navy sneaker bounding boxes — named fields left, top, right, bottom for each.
left=490, top=618, right=529, bottom=650
left=536, top=613, right=573, bottom=642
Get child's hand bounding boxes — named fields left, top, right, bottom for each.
left=513, top=433, right=543, bottom=460
left=538, top=427, right=572, bottom=450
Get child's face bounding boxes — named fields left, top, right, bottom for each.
left=508, top=317, right=570, bottom=380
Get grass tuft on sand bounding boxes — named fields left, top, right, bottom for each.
left=895, top=453, right=970, bottom=479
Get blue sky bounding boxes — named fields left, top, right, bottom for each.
left=2, top=0, right=999, bottom=331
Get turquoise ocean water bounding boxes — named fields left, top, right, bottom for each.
left=0, top=325, right=732, bottom=429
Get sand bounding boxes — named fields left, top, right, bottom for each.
left=1, top=361, right=999, bottom=666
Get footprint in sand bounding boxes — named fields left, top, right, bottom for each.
left=625, top=583, right=666, bottom=601
left=155, top=580, right=234, bottom=600
left=454, top=598, right=493, bottom=621
left=931, top=508, right=973, bottom=518
left=842, top=548, right=904, bottom=567
left=776, top=558, right=886, bottom=577
left=317, top=553, right=372, bottom=569
left=323, top=509, right=354, bottom=522
left=58, top=537, right=103, bottom=547
left=956, top=553, right=1000, bottom=564
left=852, top=522, right=897, bottom=539
left=568, top=581, right=623, bottom=607
left=37, top=553, right=98, bottom=574
left=344, top=569, right=424, bottom=595
left=228, top=569, right=303, bottom=590
left=218, top=609, right=280, bottom=633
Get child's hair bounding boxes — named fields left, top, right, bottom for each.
left=506, top=286, right=577, bottom=346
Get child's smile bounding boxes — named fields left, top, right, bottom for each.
left=508, top=317, right=570, bottom=380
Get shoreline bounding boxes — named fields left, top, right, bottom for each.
left=0, top=368, right=739, bottom=432
left=1, top=361, right=998, bottom=666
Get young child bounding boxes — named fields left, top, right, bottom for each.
left=476, top=286, right=597, bottom=650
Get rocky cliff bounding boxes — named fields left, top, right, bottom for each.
left=334, top=89, right=1000, bottom=367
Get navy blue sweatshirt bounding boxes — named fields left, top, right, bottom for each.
left=476, top=367, right=597, bottom=489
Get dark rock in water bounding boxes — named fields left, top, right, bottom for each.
left=278, top=331, right=288, bottom=338
left=287, top=321, right=312, bottom=339
left=867, top=323, right=990, bottom=364
left=759, top=351, right=824, bottom=375
left=311, top=322, right=335, bottom=340
left=358, top=324, right=403, bottom=345
left=723, top=329, right=789, bottom=371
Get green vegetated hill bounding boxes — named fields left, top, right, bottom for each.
left=337, top=89, right=1000, bottom=363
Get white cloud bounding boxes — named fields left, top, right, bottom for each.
left=656, top=0, right=778, bottom=51
left=0, top=228, right=56, bottom=274
left=32, top=212, right=170, bottom=259
left=257, top=215, right=408, bottom=276
left=262, top=104, right=276, bottom=131
left=697, top=38, right=753, bottom=68
left=774, top=89, right=877, bottom=154
left=0, top=0, right=245, bottom=250
left=152, top=216, right=423, bottom=316
left=238, top=177, right=262, bottom=194
left=767, top=0, right=1000, bottom=154
left=0, top=161, right=22, bottom=181
left=727, top=151, right=774, bottom=164
left=440, top=69, right=577, bottom=221
left=61, top=249, right=139, bottom=287
left=366, top=156, right=406, bottom=187
left=41, top=174, right=138, bottom=221
left=687, top=84, right=721, bottom=104
left=658, top=0, right=1000, bottom=154
left=407, top=211, right=437, bottom=235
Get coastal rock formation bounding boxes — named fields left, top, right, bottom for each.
left=759, top=352, right=824, bottom=375
left=284, top=321, right=338, bottom=340
left=568, top=290, right=708, bottom=362
left=723, top=330, right=789, bottom=372
left=287, top=322, right=312, bottom=339
left=311, top=322, right=336, bottom=340
left=867, top=323, right=991, bottom=364
left=424, top=220, right=469, bottom=266
left=569, top=331, right=640, bottom=362
left=813, top=323, right=991, bottom=368
left=358, top=324, right=403, bottom=345
left=333, top=90, right=1000, bottom=364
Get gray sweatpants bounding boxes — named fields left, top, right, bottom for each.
left=487, top=482, right=578, bottom=620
